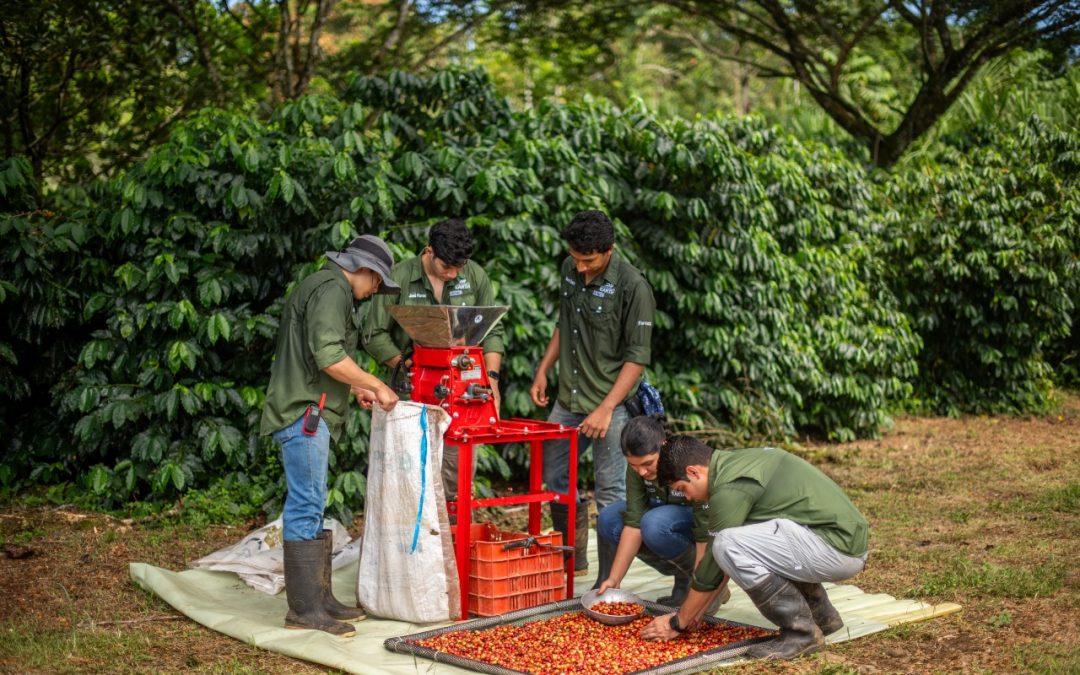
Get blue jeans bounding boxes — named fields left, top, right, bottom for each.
left=542, top=402, right=630, bottom=510
left=272, top=414, right=329, bottom=542
left=597, top=500, right=694, bottom=558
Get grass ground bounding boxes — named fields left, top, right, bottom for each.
left=0, top=394, right=1077, bottom=674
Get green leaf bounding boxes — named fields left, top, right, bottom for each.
left=78, top=385, right=99, bottom=411
left=198, top=279, right=223, bottom=307
left=89, top=465, right=109, bottom=494
left=167, top=341, right=196, bottom=373
left=230, top=182, right=248, bottom=209
left=83, top=292, right=109, bottom=321
left=281, top=174, right=295, bottom=204
left=170, top=464, right=186, bottom=491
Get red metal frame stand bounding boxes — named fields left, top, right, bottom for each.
left=447, top=419, right=579, bottom=620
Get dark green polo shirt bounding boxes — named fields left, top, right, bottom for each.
left=362, top=255, right=505, bottom=364
left=557, top=251, right=655, bottom=413
left=260, top=264, right=363, bottom=442
left=691, top=447, right=870, bottom=592
left=624, top=466, right=709, bottom=542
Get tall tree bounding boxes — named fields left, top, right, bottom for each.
left=0, top=0, right=267, bottom=183
left=468, top=0, right=1080, bottom=166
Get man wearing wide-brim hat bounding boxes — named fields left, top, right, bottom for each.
left=261, top=234, right=401, bottom=636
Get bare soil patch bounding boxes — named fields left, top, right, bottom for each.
left=1, top=394, right=1077, bottom=674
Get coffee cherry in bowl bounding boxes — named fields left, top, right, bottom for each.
left=580, top=588, right=646, bottom=625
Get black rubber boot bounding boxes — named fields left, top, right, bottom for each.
left=590, top=534, right=618, bottom=590
left=791, top=581, right=843, bottom=636
left=743, top=575, right=824, bottom=660
left=284, top=539, right=356, bottom=636
left=574, top=501, right=589, bottom=575
left=638, top=544, right=695, bottom=606
left=551, top=502, right=589, bottom=575
left=318, top=530, right=365, bottom=622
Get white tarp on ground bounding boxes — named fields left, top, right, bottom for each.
left=131, top=529, right=962, bottom=674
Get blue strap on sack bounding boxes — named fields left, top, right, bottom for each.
left=410, top=405, right=428, bottom=554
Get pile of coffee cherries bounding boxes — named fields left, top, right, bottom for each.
left=413, top=611, right=772, bottom=674
left=589, top=601, right=644, bottom=617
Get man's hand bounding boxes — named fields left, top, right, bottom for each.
left=491, top=380, right=502, bottom=411
left=353, top=388, right=377, bottom=410
left=529, top=371, right=549, bottom=407
left=579, top=404, right=614, bottom=439
left=639, top=613, right=679, bottom=641
left=375, top=386, right=399, bottom=412
left=596, top=578, right=619, bottom=594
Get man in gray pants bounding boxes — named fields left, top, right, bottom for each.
left=640, top=437, right=868, bottom=660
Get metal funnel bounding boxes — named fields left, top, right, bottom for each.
left=388, top=305, right=509, bottom=347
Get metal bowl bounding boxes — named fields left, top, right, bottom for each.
left=580, top=588, right=646, bottom=625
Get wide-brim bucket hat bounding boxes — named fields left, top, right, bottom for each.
left=326, top=235, right=401, bottom=295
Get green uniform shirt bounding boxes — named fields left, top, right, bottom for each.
left=260, top=264, right=363, bottom=442
left=362, top=255, right=505, bottom=364
left=692, top=447, right=869, bottom=592
left=623, top=465, right=709, bottom=543
left=556, top=252, right=655, bottom=413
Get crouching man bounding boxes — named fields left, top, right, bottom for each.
left=639, top=437, right=868, bottom=660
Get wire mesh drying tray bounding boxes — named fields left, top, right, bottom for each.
left=383, top=597, right=772, bottom=675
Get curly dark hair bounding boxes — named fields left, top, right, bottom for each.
left=429, top=218, right=474, bottom=267
left=564, top=210, right=614, bottom=254
left=656, top=435, right=714, bottom=486
left=620, top=414, right=670, bottom=458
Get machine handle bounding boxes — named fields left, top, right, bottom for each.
left=502, top=536, right=574, bottom=553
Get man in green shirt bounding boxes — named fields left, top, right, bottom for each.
left=261, top=234, right=400, bottom=636
left=529, top=210, right=656, bottom=583
left=640, top=438, right=869, bottom=660
left=362, top=218, right=504, bottom=504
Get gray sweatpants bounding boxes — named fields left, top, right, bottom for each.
left=711, top=519, right=867, bottom=590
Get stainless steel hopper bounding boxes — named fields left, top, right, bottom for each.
left=387, top=305, right=509, bottom=347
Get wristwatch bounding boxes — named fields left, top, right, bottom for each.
left=487, top=370, right=500, bottom=381
left=669, top=612, right=689, bottom=633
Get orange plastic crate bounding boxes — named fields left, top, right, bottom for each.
left=467, top=523, right=566, bottom=617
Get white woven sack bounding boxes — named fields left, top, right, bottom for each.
left=188, top=517, right=358, bottom=595
left=358, top=402, right=460, bottom=622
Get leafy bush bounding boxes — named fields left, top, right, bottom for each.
left=2, top=68, right=922, bottom=512
left=880, top=117, right=1080, bottom=413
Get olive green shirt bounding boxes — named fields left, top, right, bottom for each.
left=260, top=264, right=363, bottom=442
left=362, top=255, right=505, bottom=364
left=623, top=465, right=709, bottom=543
left=557, top=252, right=655, bottom=413
left=692, top=447, right=870, bottom=592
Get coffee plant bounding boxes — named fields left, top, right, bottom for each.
left=880, top=117, right=1080, bottom=414
left=2, top=68, right=1073, bottom=515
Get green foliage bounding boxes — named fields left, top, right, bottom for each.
left=177, top=476, right=273, bottom=526
left=0, top=0, right=269, bottom=183
left=880, top=117, right=1080, bottom=414
left=12, top=65, right=1073, bottom=513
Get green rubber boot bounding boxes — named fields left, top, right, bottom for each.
left=318, top=530, right=365, bottom=622
left=284, top=539, right=356, bottom=636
